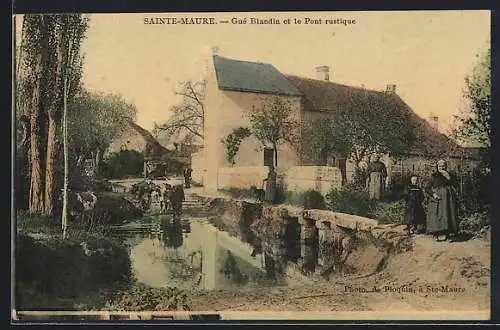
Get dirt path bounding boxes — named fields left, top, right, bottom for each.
left=189, top=234, right=490, bottom=315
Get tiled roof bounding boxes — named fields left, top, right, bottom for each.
left=284, top=75, right=473, bottom=159
left=211, top=56, right=482, bottom=160
left=285, top=75, right=385, bottom=111
left=213, top=55, right=302, bottom=96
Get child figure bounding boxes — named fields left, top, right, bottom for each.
left=404, top=175, right=426, bottom=235
left=162, top=184, right=173, bottom=214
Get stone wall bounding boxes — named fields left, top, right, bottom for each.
left=217, top=166, right=269, bottom=189
left=191, top=150, right=205, bottom=185
left=214, top=165, right=343, bottom=193
left=252, top=205, right=413, bottom=277
left=192, top=195, right=413, bottom=278
left=199, top=197, right=263, bottom=245
left=283, top=166, right=342, bottom=195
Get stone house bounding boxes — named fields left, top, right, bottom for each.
left=106, top=120, right=194, bottom=177
left=195, top=53, right=483, bottom=193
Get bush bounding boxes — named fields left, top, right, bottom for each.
left=15, top=231, right=133, bottom=308
left=90, top=192, right=144, bottom=225
left=104, top=283, right=189, bottom=311
left=458, top=210, right=490, bottom=239
left=325, top=183, right=377, bottom=217
left=459, top=167, right=491, bottom=215
left=387, top=170, right=414, bottom=201
left=352, top=167, right=369, bottom=189
left=284, top=189, right=326, bottom=209
left=370, top=200, right=406, bottom=224
left=102, top=150, right=144, bottom=179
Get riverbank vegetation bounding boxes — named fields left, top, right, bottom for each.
left=16, top=212, right=191, bottom=311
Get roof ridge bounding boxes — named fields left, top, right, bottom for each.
left=284, top=74, right=386, bottom=94
left=213, top=54, right=273, bottom=67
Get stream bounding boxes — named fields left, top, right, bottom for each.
left=110, top=213, right=321, bottom=292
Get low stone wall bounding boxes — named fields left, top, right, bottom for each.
left=192, top=195, right=413, bottom=277
left=252, top=205, right=413, bottom=276
left=214, top=165, right=343, bottom=194
left=283, top=166, right=342, bottom=195
left=217, top=166, right=269, bottom=189
left=196, top=196, right=263, bottom=244
left=191, top=151, right=205, bottom=185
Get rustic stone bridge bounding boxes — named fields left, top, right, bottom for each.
left=192, top=194, right=413, bottom=278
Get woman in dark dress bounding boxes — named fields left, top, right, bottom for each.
left=404, top=175, right=426, bottom=235
left=425, top=159, right=459, bottom=242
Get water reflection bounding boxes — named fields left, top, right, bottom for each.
left=115, top=213, right=324, bottom=291
left=160, top=216, right=183, bottom=249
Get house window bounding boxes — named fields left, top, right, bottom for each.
left=264, top=148, right=274, bottom=166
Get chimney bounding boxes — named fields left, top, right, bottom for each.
left=428, top=115, right=439, bottom=130
left=315, top=66, right=330, bottom=81
left=385, top=84, right=397, bottom=93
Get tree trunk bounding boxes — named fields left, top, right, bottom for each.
left=44, top=21, right=63, bottom=216
left=273, top=142, right=278, bottom=167
left=44, top=114, right=57, bottom=215
left=338, top=158, right=347, bottom=186
left=28, top=52, right=45, bottom=213
left=95, top=147, right=101, bottom=176
left=62, top=39, right=72, bottom=239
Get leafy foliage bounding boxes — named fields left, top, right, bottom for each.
left=301, top=92, right=417, bottom=167
left=249, top=97, right=299, bottom=167
left=221, top=127, right=252, bottom=165
left=284, top=189, right=326, bottom=209
left=17, top=14, right=90, bottom=214
left=325, top=183, right=377, bottom=217
left=370, top=200, right=406, bottom=224
left=15, top=227, right=133, bottom=309
left=454, top=47, right=491, bottom=148
left=102, top=150, right=144, bottom=179
left=458, top=166, right=491, bottom=215
left=104, top=283, right=190, bottom=311
left=17, top=15, right=89, bottom=121
left=458, top=210, right=490, bottom=239
left=69, top=90, right=137, bottom=164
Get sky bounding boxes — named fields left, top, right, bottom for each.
left=15, top=11, right=490, bottom=134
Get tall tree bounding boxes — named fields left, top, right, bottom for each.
left=453, top=47, right=491, bottom=150
left=157, top=80, right=205, bottom=143
left=17, top=14, right=88, bottom=215
left=44, top=15, right=88, bottom=215
left=248, top=97, right=299, bottom=167
left=69, top=90, right=137, bottom=174
left=21, top=15, right=47, bottom=213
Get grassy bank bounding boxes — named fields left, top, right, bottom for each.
left=15, top=212, right=190, bottom=311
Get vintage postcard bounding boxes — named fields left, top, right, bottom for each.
left=12, top=10, right=491, bottom=322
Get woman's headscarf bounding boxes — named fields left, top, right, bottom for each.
left=436, top=159, right=451, bottom=180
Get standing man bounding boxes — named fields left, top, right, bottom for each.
left=366, top=154, right=387, bottom=200
left=263, top=165, right=277, bottom=204
left=183, top=166, right=193, bottom=188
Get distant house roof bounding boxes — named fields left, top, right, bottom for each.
left=285, top=75, right=383, bottom=112
left=213, top=55, right=302, bottom=96
left=284, top=74, right=479, bottom=159
left=212, top=55, right=483, bottom=161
